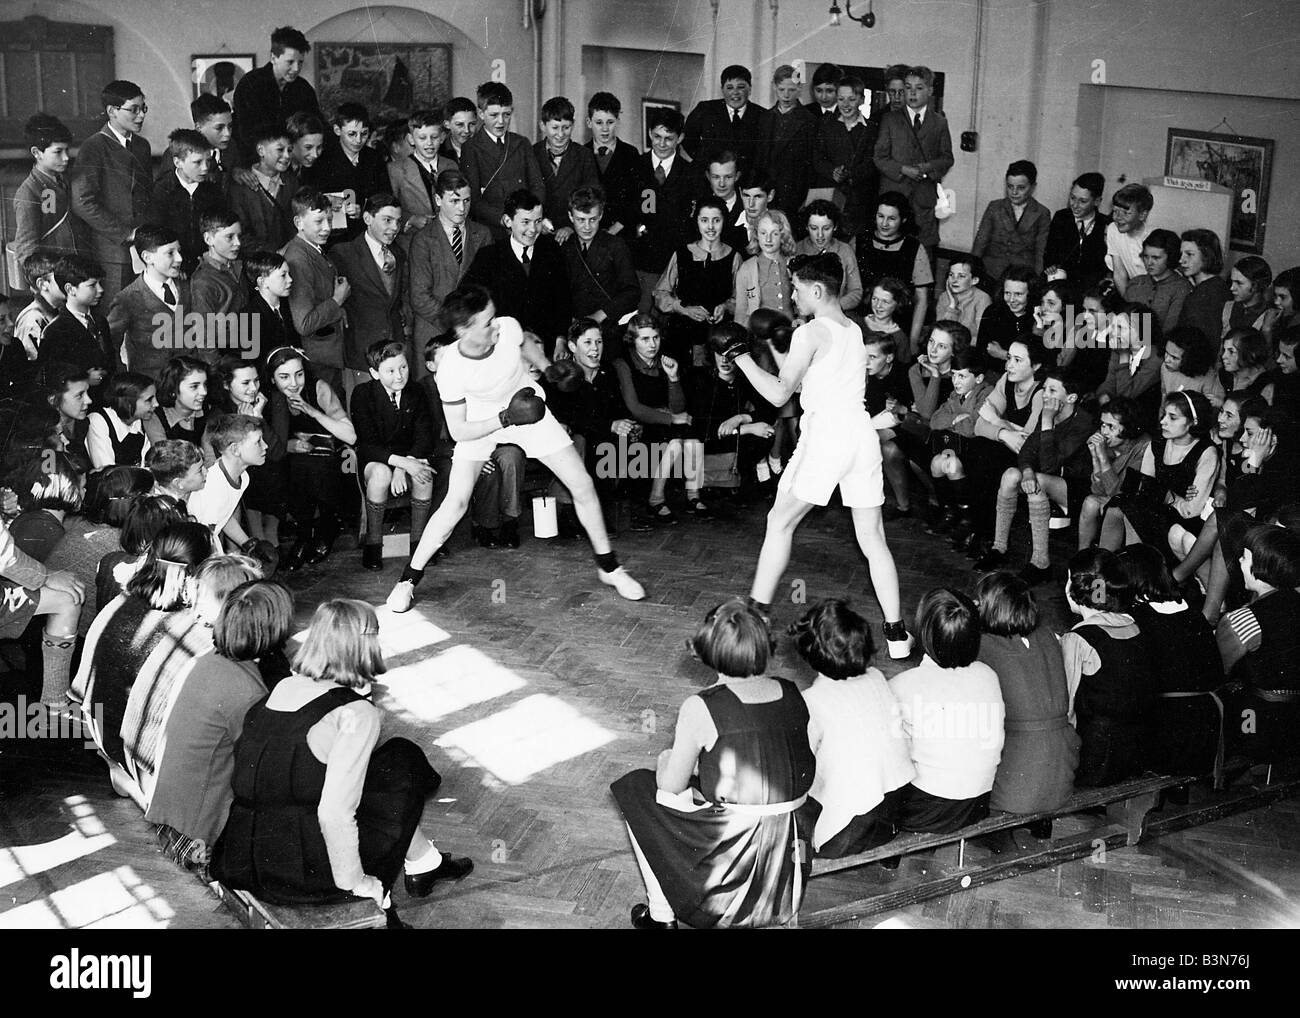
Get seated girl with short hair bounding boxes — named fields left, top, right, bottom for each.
left=86, top=372, right=157, bottom=470
left=1060, top=548, right=1154, bottom=786
left=793, top=598, right=914, bottom=858
left=144, top=356, right=209, bottom=446
left=974, top=571, right=1078, bottom=819
left=610, top=598, right=815, bottom=929
left=120, top=553, right=263, bottom=805
left=212, top=599, right=472, bottom=923
left=890, top=588, right=1005, bottom=833
left=94, top=493, right=187, bottom=611
left=149, top=578, right=294, bottom=875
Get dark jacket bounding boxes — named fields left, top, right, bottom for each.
left=683, top=99, right=770, bottom=173
left=560, top=231, right=639, bottom=336
left=145, top=173, right=225, bottom=274
left=458, top=130, right=545, bottom=240
left=232, top=63, right=322, bottom=166
left=533, top=141, right=600, bottom=227
left=350, top=378, right=435, bottom=470
left=626, top=152, right=698, bottom=275
left=584, top=138, right=642, bottom=235
left=464, top=236, right=571, bottom=344
left=328, top=234, right=410, bottom=370
left=1043, top=208, right=1112, bottom=290
left=303, top=144, right=391, bottom=247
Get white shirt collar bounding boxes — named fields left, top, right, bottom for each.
left=654, top=152, right=676, bottom=176
left=106, top=123, right=132, bottom=148
left=364, top=230, right=389, bottom=268
left=175, top=170, right=199, bottom=195
left=510, top=237, right=533, bottom=263
left=728, top=103, right=748, bottom=120
left=143, top=273, right=171, bottom=304
left=909, top=105, right=929, bottom=122
left=413, top=152, right=438, bottom=174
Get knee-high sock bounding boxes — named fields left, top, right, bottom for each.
left=993, top=489, right=1018, bottom=552
left=1027, top=493, right=1051, bottom=568
left=364, top=500, right=386, bottom=545
left=409, top=497, right=432, bottom=549
left=40, top=631, right=77, bottom=705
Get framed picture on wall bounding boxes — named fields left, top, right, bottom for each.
left=192, top=54, right=255, bottom=103
left=1165, top=129, right=1274, bottom=254
left=315, top=42, right=452, bottom=122
left=641, top=98, right=681, bottom=149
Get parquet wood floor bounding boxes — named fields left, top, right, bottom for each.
left=2, top=499, right=1297, bottom=928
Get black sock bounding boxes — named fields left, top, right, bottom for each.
left=747, top=596, right=771, bottom=615
left=399, top=563, right=425, bottom=585
left=594, top=551, right=619, bottom=573
left=950, top=476, right=971, bottom=506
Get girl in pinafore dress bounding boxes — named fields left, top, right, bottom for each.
left=611, top=599, right=815, bottom=929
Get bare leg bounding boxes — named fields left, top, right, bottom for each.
left=649, top=440, right=680, bottom=506
left=1172, top=514, right=1219, bottom=583
left=1099, top=506, right=1129, bottom=551
left=750, top=487, right=816, bottom=604
left=850, top=505, right=904, bottom=623
left=1078, top=495, right=1104, bottom=549
left=541, top=445, right=612, bottom=554
left=408, top=457, right=485, bottom=569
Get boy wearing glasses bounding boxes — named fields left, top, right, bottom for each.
left=70, top=81, right=153, bottom=304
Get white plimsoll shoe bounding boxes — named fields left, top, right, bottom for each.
left=599, top=566, right=645, bottom=601
left=386, top=580, right=415, bottom=613
left=886, top=633, right=914, bottom=660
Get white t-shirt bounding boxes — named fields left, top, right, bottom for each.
left=890, top=655, right=1005, bottom=800
left=1104, top=222, right=1151, bottom=281
left=434, top=316, right=537, bottom=422
left=188, top=461, right=249, bottom=536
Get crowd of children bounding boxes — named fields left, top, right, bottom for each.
left=2, top=26, right=1298, bottom=928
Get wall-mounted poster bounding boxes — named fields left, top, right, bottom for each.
left=192, top=54, right=255, bottom=102
left=1165, top=129, right=1274, bottom=253
left=315, top=42, right=452, bottom=121
left=641, top=97, right=681, bottom=149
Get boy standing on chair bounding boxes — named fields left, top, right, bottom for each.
left=352, top=339, right=436, bottom=571
left=386, top=284, right=644, bottom=612
left=719, top=252, right=913, bottom=658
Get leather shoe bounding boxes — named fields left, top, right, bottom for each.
left=362, top=543, right=384, bottom=570
left=473, top=524, right=501, bottom=548
left=1018, top=562, right=1052, bottom=586
left=404, top=855, right=474, bottom=897
left=630, top=903, right=677, bottom=929
left=499, top=518, right=520, bottom=549
left=975, top=548, right=1007, bottom=571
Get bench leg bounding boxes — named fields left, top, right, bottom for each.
left=1105, top=791, right=1159, bottom=845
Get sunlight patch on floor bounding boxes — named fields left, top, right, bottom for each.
left=378, top=644, right=526, bottom=725
left=435, top=693, right=615, bottom=785
left=0, top=795, right=116, bottom=891
left=0, top=866, right=175, bottom=929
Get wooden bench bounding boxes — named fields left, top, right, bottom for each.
left=797, top=770, right=1300, bottom=928
left=209, top=881, right=387, bottom=930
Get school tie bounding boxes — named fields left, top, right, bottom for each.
left=162, top=283, right=177, bottom=306
left=452, top=225, right=463, bottom=265
left=521, top=247, right=531, bottom=276
left=654, top=161, right=666, bottom=185
left=380, top=247, right=395, bottom=294
left=596, top=145, right=612, bottom=173
left=1077, top=218, right=1088, bottom=245
left=390, top=390, right=400, bottom=410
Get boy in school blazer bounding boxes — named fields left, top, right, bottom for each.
left=407, top=171, right=490, bottom=357
left=872, top=67, right=954, bottom=251
left=280, top=189, right=349, bottom=390
left=328, top=194, right=412, bottom=395
left=69, top=81, right=155, bottom=303
left=458, top=82, right=545, bottom=241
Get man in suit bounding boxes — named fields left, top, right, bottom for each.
left=351, top=338, right=436, bottom=570
left=583, top=92, right=641, bottom=238
left=280, top=188, right=349, bottom=394
left=465, top=189, right=571, bottom=352
left=459, top=81, right=545, bottom=241
left=872, top=65, right=954, bottom=255
left=108, top=225, right=193, bottom=379
left=69, top=80, right=154, bottom=305
left=626, top=107, right=697, bottom=312
left=232, top=26, right=322, bottom=166
left=388, top=109, right=458, bottom=244
left=1043, top=171, right=1112, bottom=291
left=408, top=170, right=490, bottom=366
left=534, top=96, right=600, bottom=245
left=329, top=193, right=412, bottom=400
left=683, top=64, right=770, bottom=175
left=561, top=186, right=640, bottom=359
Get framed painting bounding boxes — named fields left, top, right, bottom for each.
left=641, top=97, right=681, bottom=148
left=1165, top=129, right=1273, bottom=253
left=192, top=54, right=255, bottom=102
left=314, top=42, right=452, bottom=122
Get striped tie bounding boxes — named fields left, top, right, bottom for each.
left=452, top=225, right=463, bottom=265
